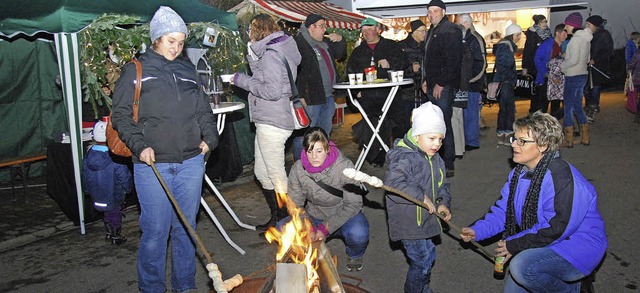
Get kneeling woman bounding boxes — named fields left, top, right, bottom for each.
left=284, top=127, right=369, bottom=272
left=460, top=112, right=607, bottom=292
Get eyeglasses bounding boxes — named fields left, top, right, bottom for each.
left=414, top=29, right=427, bottom=33
left=510, top=137, right=536, bottom=146
left=313, top=24, right=327, bottom=29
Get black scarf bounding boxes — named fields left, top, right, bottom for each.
left=503, top=151, right=558, bottom=238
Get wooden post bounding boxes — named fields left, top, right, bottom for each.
left=314, top=242, right=346, bottom=293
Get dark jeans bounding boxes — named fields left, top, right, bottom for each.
left=426, top=85, right=455, bottom=170
left=401, top=238, right=436, bottom=293
left=584, top=85, right=602, bottom=108
left=505, top=247, right=584, bottom=292
left=563, top=75, right=588, bottom=127
left=497, top=81, right=515, bottom=135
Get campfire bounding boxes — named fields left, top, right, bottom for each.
left=229, top=191, right=368, bottom=293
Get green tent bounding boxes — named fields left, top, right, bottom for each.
left=0, top=0, right=237, bottom=233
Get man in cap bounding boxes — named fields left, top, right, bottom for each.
left=291, top=14, right=347, bottom=161
left=347, top=17, right=408, bottom=166
left=584, top=15, right=613, bottom=122
left=421, top=0, right=462, bottom=177
left=399, top=19, right=428, bottom=124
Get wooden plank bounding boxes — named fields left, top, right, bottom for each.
left=275, top=263, right=307, bottom=293
left=0, top=155, right=47, bottom=168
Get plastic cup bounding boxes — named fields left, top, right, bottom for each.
left=349, top=73, right=356, bottom=85
left=356, top=73, right=364, bottom=84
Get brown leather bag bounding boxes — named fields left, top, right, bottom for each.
left=106, top=59, right=142, bottom=157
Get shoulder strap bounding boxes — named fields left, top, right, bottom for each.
left=266, top=48, right=298, bottom=100
left=131, top=59, right=142, bottom=123
left=312, top=178, right=344, bottom=198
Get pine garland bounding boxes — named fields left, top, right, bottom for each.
left=79, top=14, right=246, bottom=119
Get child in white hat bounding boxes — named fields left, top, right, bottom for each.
left=81, top=120, right=133, bottom=245
left=383, top=102, right=452, bottom=292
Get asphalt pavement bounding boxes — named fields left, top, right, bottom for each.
left=0, top=91, right=638, bottom=292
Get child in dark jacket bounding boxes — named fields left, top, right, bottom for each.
left=82, top=120, right=133, bottom=245
left=384, top=102, right=452, bottom=293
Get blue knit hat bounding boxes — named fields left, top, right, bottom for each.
left=150, top=6, right=188, bottom=42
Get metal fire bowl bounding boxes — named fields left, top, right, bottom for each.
left=227, top=277, right=370, bottom=293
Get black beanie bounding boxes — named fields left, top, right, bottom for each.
left=304, top=14, right=325, bottom=27
left=586, top=15, right=605, bottom=27
left=410, top=20, right=426, bottom=32
left=427, top=0, right=446, bottom=10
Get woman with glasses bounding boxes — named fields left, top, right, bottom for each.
left=460, top=112, right=607, bottom=292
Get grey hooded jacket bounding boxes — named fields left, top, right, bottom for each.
left=287, top=151, right=364, bottom=234
left=235, top=31, right=302, bottom=130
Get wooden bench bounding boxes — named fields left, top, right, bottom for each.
left=0, top=154, right=47, bottom=201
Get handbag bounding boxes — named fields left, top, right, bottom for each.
left=514, top=74, right=535, bottom=98
left=106, top=59, right=142, bottom=157
left=268, top=49, right=310, bottom=129
left=487, top=82, right=501, bottom=101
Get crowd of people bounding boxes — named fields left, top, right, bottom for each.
left=79, top=3, right=623, bottom=292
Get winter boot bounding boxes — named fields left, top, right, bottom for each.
left=110, top=227, right=127, bottom=245
left=580, top=124, right=590, bottom=146
left=256, top=189, right=279, bottom=231
left=560, top=127, right=574, bottom=148
left=103, top=222, right=113, bottom=242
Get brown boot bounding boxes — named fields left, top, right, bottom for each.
left=560, top=126, right=574, bottom=148
left=580, top=124, right=590, bottom=146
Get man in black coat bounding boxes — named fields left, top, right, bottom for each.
left=347, top=17, right=408, bottom=165
left=584, top=15, right=613, bottom=123
left=292, top=14, right=347, bottom=160
left=421, top=0, right=462, bottom=177
left=399, top=19, right=427, bottom=123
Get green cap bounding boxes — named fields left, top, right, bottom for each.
left=360, top=17, right=378, bottom=28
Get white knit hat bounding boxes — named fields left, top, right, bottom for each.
left=150, top=6, right=188, bottom=42
left=505, top=24, right=523, bottom=36
left=412, top=102, right=446, bottom=137
left=93, top=121, right=107, bottom=143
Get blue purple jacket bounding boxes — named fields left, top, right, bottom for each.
left=470, top=156, right=607, bottom=275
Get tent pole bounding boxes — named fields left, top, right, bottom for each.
left=54, top=32, right=86, bottom=234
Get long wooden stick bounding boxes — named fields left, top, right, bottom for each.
left=150, top=161, right=242, bottom=292
left=343, top=168, right=494, bottom=260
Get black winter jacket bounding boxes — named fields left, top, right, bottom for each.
left=423, top=17, right=462, bottom=89
left=463, top=28, right=487, bottom=92
left=399, top=35, right=424, bottom=99
left=294, top=30, right=347, bottom=105
left=112, top=50, right=219, bottom=164
left=590, top=28, right=614, bottom=85
left=347, top=37, right=408, bottom=98
left=522, top=28, right=547, bottom=76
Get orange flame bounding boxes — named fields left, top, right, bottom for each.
left=265, top=190, right=319, bottom=290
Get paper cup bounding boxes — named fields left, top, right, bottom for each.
left=220, top=74, right=234, bottom=83
left=356, top=73, right=364, bottom=84
left=390, top=71, right=399, bottom=82
left=349, top=73, right=356, bottom=85
left=396, top=70, right=404, bottom=81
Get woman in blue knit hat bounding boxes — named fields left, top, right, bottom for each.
left=111, top=6, right=218, bottom=293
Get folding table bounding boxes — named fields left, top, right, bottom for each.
left=202, top=101, right=254, bottom=255
left=333, top=79, right=413, bottom=170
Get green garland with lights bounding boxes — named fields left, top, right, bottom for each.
left=79, top=14, right=246, bottom=118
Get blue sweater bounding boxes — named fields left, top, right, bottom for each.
left=470, top=157, right=607, bottom=275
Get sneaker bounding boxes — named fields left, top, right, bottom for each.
left=446, top=170, right=455, bottom=178
left=465, top=145, right=480, bottom=152
left=497, top=134, right=506, bottom=146
left=346, top=257, right=363, bottom=271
